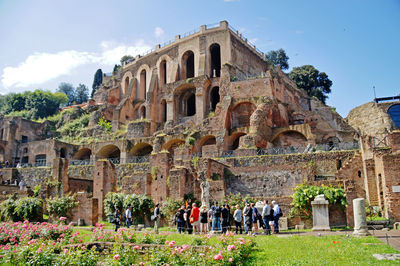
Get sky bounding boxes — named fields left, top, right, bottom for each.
left=0, top=0, right=399, bottom=117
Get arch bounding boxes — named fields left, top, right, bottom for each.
left=161, top=99, right=167, bottom=123
left=174, top=85, right=196, bottom=118
left=181, top=50, right=195, bottom=79
left=73, top=148, right=92, bottom=160
left=129, top=142, right=153, bottom=156
left=271, top=130, right=308, bottom=147
left=160, top=60, right=167, bottom=85
left=139, top=106, right=146, bottom=119
left=96, top=144, right=121, bottom=159
left=209, top=43, right=221, bottom=77
left=231, top=102, right=256, bottom=129
left=227, top=132, right=246, bottom=150
left=121, top=71, right=133, bottom=95
left=60, top=148, right=66, bottom=158
left=210, top=86, right=220, bottom=112
left=388, top=104, right=400, bottom=128
left=198, top=135, right=216, bottom=153
left=140, top=69, right=147, bottom=100
left=162, top=139, right=185, bottom=152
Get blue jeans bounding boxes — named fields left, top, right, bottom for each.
left=273, top=216, right=280, bottom=233
left=126, top=218, right=131, bottom=228
left=177, top=220, right=185, bottom=233
left=212, top=217, right=221, bottom=231
left=263, top=217, right=271, bottom=234
left=244, top=216, right=250, bottom=233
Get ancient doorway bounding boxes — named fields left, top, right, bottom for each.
left=210, top=43, right=221, bottom=77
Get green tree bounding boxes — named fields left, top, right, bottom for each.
left=120, top=55, right=134, bottom=65
left=25, top=90, right=68, bottom=119
left=289, top=65, right=332, bottom=104
left=91, top=69, right=103, bottom=98
left=265, top=48, right=289, bottom=70
left=57, top=82, right=76, bottom=106
left=75, top=83, right=89, bottom=104
left=113, top=64, right=122, bottom=74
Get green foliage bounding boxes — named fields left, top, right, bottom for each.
left=120, top=55, right=134, bottom=65
left=113, top=64, right=122, bottom=74
left=289, top=65, right=332, bottom=104
left=0, top=197, right=43, bottom=222
left=207, top=111, right=215, bottom=118
left=91, top=68, right=103, bottom=98
left=98, top=116, right=112, bottom=132
left=151, top=166, right=158, bottom=180
left=265, top=48, right=289, bottom=70
left=186, top=136, right=195, bottom=146
left=58, top=113, right=90, bottom=137
left=290, top=183, right=347, bottom=217
left=47, top=195, right=78, bottom=218
left=33, top=185, right=41, bottom=197
left=191, top=156, right=200, bottom=168
left=104, top=192, right=154, bottom=224
left=75, top=83, right=89, bottom=104
left=57, top=82, right=76, bottom=106
left=161, top=198, right=184, bottom=221
left=222, top=193, right=256, bottom=209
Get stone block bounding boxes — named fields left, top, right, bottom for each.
left=312, top=194, right=330, bottom=231
left=279, top=217, right=288, bottom=230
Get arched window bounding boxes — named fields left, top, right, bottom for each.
left=60, top=148, right=66, bottom=158
left=140, top=106, right=146, bottom=119
left=388, top=104, right=400, bottom=128
left=182, top=51, right=195, bottom=79
left=124, top=76, right=130, bottom=94
left=210, top=86, right=220, bottom=111
left=185, top=93, right=196, bottom=116
left=160, top=60, right=167, bottom=85
left=210, top=43, right=221, bottom=77
left=140, top=70, right=146, bottom=100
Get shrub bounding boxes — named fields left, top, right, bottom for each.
left=47, top=195, right=78, bottom=219
left=98, top=116, right=112, bottom=132
left=222, top=193, right=256, bottom=209
left=186, top=136, right=195, bottom=146
left=13, top=197, right=43, bottom=222
left=290, top=183, right=347, bottom=217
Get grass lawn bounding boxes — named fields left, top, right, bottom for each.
left=72, top=226, right=400, bottom=265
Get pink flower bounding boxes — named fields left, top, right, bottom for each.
left=229, top=258, right=233, bottom=262
left=64, top=249, right=69, bottom=255
left=165, top=240, right=170, bottom=245
left=59, top=217, right=67, bottom=221
left=227, top=244, right=236, bottom=251
left=182, top=244, right=190, bottom=251
left=36, top=248, right=42, bottom=254
left=206, top=234, right=211, bottom=239
left=214, top=252, right=223, bottom=260
left=133, top=245, right=140, bottom=250
left=139, top=262, right=145, bottom=266
left=114, top=254, right=120, bottom=260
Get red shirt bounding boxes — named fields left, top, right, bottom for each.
left=190, top=207, right=200, bottom=221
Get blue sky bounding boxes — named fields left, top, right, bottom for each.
left=0, top=0, right=399, bottom=117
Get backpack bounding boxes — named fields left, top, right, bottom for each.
left=214, top=206, right=221, bottom=216
left=278, top=208, right=283, bottom=218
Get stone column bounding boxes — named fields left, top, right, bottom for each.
left=120, top=151, right=127, bottom=164
left=312, top=194, right=330, bottom=231
left=195, top=87, right=204, bottom=123
left=353, top=198, right=370, bottom=236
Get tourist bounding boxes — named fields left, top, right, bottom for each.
left=243, top=203, right=252, bottom=235
left=262, top=200, right=271, bottom=235
left=18, top=179, right=24, bottom=191
left=251, top=203, right=260, bottom=235
left=272, top=200, right=282, bottom=234
left=185, top=205, right=193, bottom=234
left=221, top=204, right=229, bottom=233
left=190, top=203, right=200, bottom=234
left=125, top=206, right=132, bottom=228
left=207, top=206, right=213, bottom=231
left=211, top=201, right=222, bottom=231
left=113, top=209, right=121, bottom=232
left=226, top=204, right=231, bottom=230
left=153, top=203, right=161, bottom=234
left=175, top=206, right=185, bottom=233
left=199, top=205, right=208, bottom=234
left=233, top=204, right=243, bottom=234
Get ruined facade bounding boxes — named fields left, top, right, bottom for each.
left=1, top=21, right=399, bottom=227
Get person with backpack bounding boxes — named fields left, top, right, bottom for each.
left=211, top=202, right=222, bottom=231
left=175, top=206, right=185, bottom=233
left=251, top=203, right=260, bottom=235
left=272, top=200, right=282, bottom=234
left=153, top=203, right=161, bottom=234
left=113, top=209, right=121, bottom=232
left=262, top=200, right=271, bottom=235
left=221, top=204, right=229, bottom=233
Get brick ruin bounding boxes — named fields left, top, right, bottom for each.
left=0, top=21, right=399, bottom=227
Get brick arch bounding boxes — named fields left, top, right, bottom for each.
left=121, top=71, right=133, bottom=96
left=181, top=49, right=196, bottom=79
left=162, top=138, right=185, bottom=152
left=173, top=84, right=197, bottom=119
left=226, top=132, right=247, bottom=150
left=229, top=102, right=256, bottom=129
left=135, top=64, right=151, bottom=100
left=73, top=148, right=92, bottom=160
left=96, top=144, right=121, bottom=159
left=195, top=135, right=217, bottom=153
left=156, top=54, right=172, bottom=85
left=270, top=130, right=308, bottom=147
left=129, top=142, right=153, bottom=156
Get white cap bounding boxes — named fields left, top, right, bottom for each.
left=272, top=200, right=276, bottom=204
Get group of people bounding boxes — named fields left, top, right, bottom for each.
left=173, top=200, right=282, bottom=235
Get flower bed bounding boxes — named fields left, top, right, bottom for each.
left=0, top=221, right=256, bottom=265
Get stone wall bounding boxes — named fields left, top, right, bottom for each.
left=68, top=165, right=94, bottom=180
left=17, top=167, right=52, bottom=188
left=70, top=192, right=98, bottom=226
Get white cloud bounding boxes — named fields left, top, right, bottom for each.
left=1, top=40, right=151, bottom=90
left=154, top=27, right=164, bottom=38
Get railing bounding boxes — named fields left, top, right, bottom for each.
left=372, top=135, right=389, bottom=149
left=125, top=156, right=150, bottom=164
left=206, top=22, right=220, bottom=29
left=108, top=158, right=120, bottom=165
left=70, top=160, right=92, bottom=166
left=181, top=28, right=200, bottom=39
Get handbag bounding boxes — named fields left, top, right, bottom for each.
left=189, top=217, right=194, bottom=224
left=151, top=214, right=156, bottom=221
